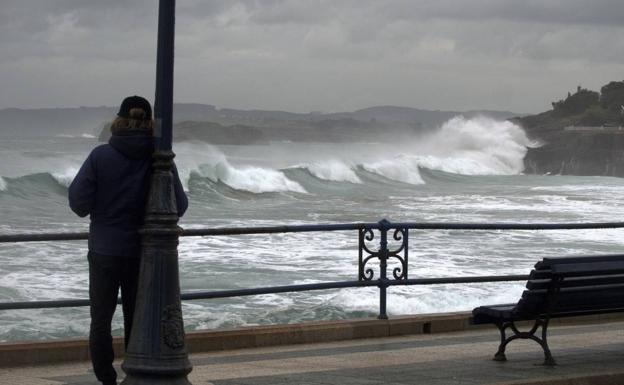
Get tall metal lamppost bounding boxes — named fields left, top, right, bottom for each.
left=121, top=0, right=193, bottom=384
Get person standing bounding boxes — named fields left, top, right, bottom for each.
left=69, top=95, right=188, bottom=385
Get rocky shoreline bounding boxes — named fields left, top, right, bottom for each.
left=524, top=129, right=624, bottom=177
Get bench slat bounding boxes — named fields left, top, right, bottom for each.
left=472, top=305, right=624, bottom=324
left=526, top=274, right=624, bottom=290
left=530, top=260, right=624, bottom=279
left=528, top=270, right=553, bottom=280
left=551, top=261, right=624, bottom=276
left=516, top=284, right=624, bottom=317
left=535, top=254, right=624, bottom=269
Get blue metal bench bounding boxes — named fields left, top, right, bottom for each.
left=472, top=254, right=624, bottom=365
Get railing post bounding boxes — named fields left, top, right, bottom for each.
left=377, top=219, right=390, bottom=320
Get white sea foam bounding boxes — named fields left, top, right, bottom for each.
left=362, top=155, right=425, bottom=185
left=415, top=116, right=532, bottom=175
left=329, top=282, right=526, bottom=316
left=304, top=160, right=361, bottom=183
left=412, top=154, right=511, bottom=175
left=0, top=176, right=7, bottom=191
left=55, top=133, right=96, bottom=139
left=175, top=142, right=306, bottom=194
left=531, top=184, right=624, bottom=193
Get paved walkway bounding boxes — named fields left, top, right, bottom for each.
left=2, top=321, right=624, bottom=385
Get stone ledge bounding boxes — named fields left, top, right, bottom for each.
left=2, top=311, right=624, bottom=367
left=494, top=371, right=624, bottom=385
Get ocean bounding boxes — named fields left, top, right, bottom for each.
left=2, top=115, right=624, bottom=342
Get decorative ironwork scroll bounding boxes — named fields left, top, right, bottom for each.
left=358, top=220, right=409, bottom=281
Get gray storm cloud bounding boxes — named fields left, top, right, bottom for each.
left=1, top=0, right=622, bottom=112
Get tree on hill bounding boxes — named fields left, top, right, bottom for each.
left=600, top=81, right=624, bottom=113
left=551, top=86, right=599, bottom=115
left=518, top=80, right=624, bottom=135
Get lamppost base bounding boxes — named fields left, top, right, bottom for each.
left=121, top=375, right=192, bottom=385
left=121, top=355, right=192, bottom=385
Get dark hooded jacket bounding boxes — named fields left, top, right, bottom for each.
left=68, top=131, right=188, bottom=257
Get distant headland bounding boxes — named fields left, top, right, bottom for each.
left=516, top=80, right=624, bottom=177
left=0, top=103, right=517, bottom=144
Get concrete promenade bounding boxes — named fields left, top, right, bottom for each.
left=2, top=314, right=624, bottom=385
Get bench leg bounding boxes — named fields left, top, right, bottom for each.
left=540, top=320, right=556, bottom=366
left=493, top=319, right=555, bottom=366
left=493, top=322, right=509, bottom=362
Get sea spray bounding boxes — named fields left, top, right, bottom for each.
left=416, top=116, right=532, bottom=175
left=174, top=142, right=226, bottom=191
left=175, top=142, right=306, bottom=193
left=359, top=116, right=532, bottom=181
left=362, top=156, right=426, bottom=185
left=0, top=176, right=6, bottom=191
left=303, top=160, right=361, bottom=183
left=51, top=166, right=80, bottom=187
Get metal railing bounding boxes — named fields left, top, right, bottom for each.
left=2, top=219, right=624, bottom=319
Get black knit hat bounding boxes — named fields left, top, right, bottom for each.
left=117, top=95, right=152, bottom=119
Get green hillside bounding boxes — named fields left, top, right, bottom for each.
left=518, top=81, right=624, bottom=141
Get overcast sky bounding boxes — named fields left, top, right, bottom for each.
left=1, top=0, right=623, bottom=113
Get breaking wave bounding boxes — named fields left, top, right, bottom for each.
left=1, top=116, right=531, bottom=196
left=296, top=160, right=361, bottom=184
left=51, top=166, right=80, bottom=187
left=175, top=143, right=306, bottom=194
left=424, top=115, right=533, bottom=174
left=0, top=172, right=73, bottom=198
left=362, top=157, right=425, bottom=185
left=355, top=116, right=531, bottom=185
left=196, top=161, right=307, bottom=194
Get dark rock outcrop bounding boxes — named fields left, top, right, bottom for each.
left=524, top=130, right=624, bottom=176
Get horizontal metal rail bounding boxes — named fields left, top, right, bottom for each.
left=396, top=222, right=624, bottom=230
left=1, top=219, right=623, bottom=319
left=0, top=232, right=90, bottom=243
left=397, top=274, right=530, bottom=286
left=0, top=274, right=530, bottom=311
left=2, top=221, right=624, bottom=243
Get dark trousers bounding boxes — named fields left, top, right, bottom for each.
left=88, top=251, right=141, bottom=384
